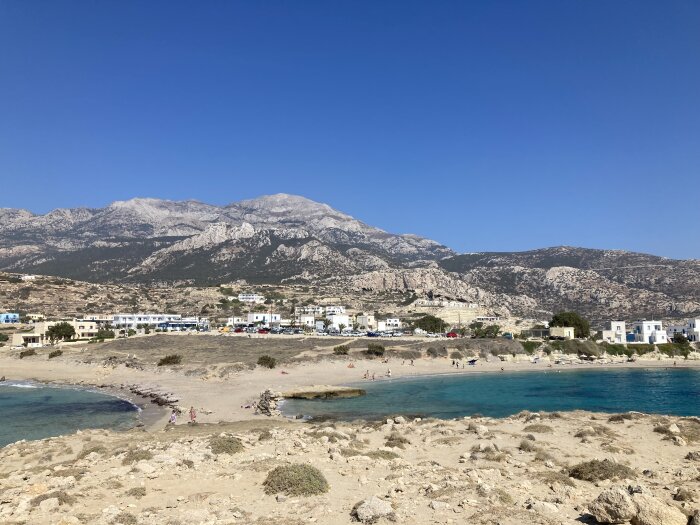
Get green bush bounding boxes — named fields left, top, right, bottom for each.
left=333, top=345, right=350, bottom=355
left=426, top=346, right=447, bottom=358
left=0, top=333, right=9, bottom=342
left=568, top=459, right=635, bottom=482
left=19, top=349, right=36, bottom=359
left=48, top=350, right=63, bottom=359
left=263, top=463, right=329, bottom=496
left=157, top=354, right=182, bottom=366
left=450, top=351, right=464, bottom=360
left=521, top=341, right=540, bottom=354
left=657, top=343, right=690, bottom=358
left=209, top=435, right=244, bottom=455
left=257, top=355, right=277, bottom=368
left=366, top=343, right=385, bottom=357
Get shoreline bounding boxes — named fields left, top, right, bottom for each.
left=1, top=353, right=699, bottom=440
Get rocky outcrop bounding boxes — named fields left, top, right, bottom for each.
left=588, top=485, right=687, bottom=525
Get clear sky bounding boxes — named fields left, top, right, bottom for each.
left=1, top=1, right=698, bottom=258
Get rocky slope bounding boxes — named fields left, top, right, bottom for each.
left=1, top=410, right=698, bottom=524
left=2, top=197, right=699, bottom=320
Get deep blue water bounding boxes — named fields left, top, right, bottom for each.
left=0, top=381, right=140, bottom=447
left=281, top=368, right=700, bottom=421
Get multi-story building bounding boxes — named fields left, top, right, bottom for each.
left=238, top=293, right=266, bottom=304
left=631, top=320, right=668, bottom=344
left=385, top=318, right=402, bottom=329
left=667, top=319, right=700, bottom=342
left=295, top=305, right=325, bottom=316
left=601, top=321, right=627, bottom=344
left=226, top=316, right=247, bottom=326
left=247, top=313, right=280, bottom=326
left=326, top=313, right=351, bottom=331
left=0, top=312, right=20, bottom=324
left=297, top=314, right=316, bottom=328
left=355, top=314, right=375, bottom=330
left=159, top=317, right=209, bottom=331
left=112, top=314, right=181, bottom=329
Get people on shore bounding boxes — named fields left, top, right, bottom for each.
left=168, top=409, right=177, bottom=425
left=189, top=406, right=197, bottom=424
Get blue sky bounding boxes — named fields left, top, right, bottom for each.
left=1, top=1, right=698, bottom=258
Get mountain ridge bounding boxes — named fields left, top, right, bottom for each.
left=2, top=194, right=699, bottom=320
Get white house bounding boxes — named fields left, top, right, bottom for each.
left=550, top=326, right=575, bottom=340
left=667, top=319, right=700, bottom=342
left=326, top=313, right=351, bottom=331
left=631, top=320, right=668, bottom=344
left=297, top=314, right=316, bottom=328
left=385, top=318, right=402, bottom=329
left=295, top=305, right=325, bottom=316
left=247, top=313, right=280, bottom=326
left=226, top=316, right=246, bottom=326
left=238, top=293, right=266, bottom=304
left=112, top=314, right=181, bottom=329
left=601, top=321, right=627, bottom=344
left=325, top=305, right=346, bottom=316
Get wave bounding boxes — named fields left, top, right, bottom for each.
left=2, top=382, right=41, bottom=389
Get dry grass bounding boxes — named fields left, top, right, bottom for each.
left=30, top=490, right=77, bottom=508
left=77, top=445, right=107, bottom=460
left=113, top=512, right=138, bottom=525
left=537, top=471, right=576, bottom=488
left=574, top=424, right=618, bottom=439
left=121, top=449, right=154, bottom=465
left=568, top=459, right=635, bottom=482
left=125, top=487, right=146, bottom=499
left=523, top=424, right=554, bottom=434
left=385, top=432, right=411, bottom=449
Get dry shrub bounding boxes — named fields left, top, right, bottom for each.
left=519, top=439, right=538, bottom=452
left=523, top=424, right=554, bottom=434
left=125, top=487, right=146, bottom=499
left=569, top=459, right=635, bottom=482
left=30, top=490, right=77, bottom=508
left=77, top=445, right=107, bottom=460
left=122, top=449, right=153, bottom=465
left=209, top=435, right=244, bottom=455
left=263, top=464, right=329, bottom=496
left=538, top=471, right=576, bottom=488
left=385, top=432, right=410, bottom=449
left=608, top=413, right=635, bottom=423
left=113, top=512, right=138, bottom=524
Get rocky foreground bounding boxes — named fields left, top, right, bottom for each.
left=1, top=411, right=699, bottom=525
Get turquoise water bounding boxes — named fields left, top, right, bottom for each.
left=281, top=368, right=700, bottom=421
left=0, top=381, right=140, bottom=447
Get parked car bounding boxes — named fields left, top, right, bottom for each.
left=446, top=332, right=459, bottom=338
left=233, top=327, right=244, bottom=333
left=257, top=328, right=269, bottom=334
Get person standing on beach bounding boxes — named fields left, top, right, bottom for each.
left=168, top=409, right=177, bottom=425
left=189, top=406, right=197, bottom=424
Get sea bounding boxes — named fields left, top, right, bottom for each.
left=0, top=381, right=140, bottom=447
left=281, top=367, right=700, bottom=421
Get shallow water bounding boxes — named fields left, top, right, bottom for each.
left=281, top=367, right=700, bottom=421
left=0, top=381, right=140, bottom=447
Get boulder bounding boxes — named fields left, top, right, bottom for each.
left=351, top=496, right=395, bottom=523
left=632, top=493, right=687, bottom=525
left=38, top=497, right=59, bottom=513
left=588, top=486, right=638, bottom=524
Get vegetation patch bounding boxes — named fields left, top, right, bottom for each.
left=263, top=463, right=329, bottom=496
left=112, top=512, right=138, bottom=525
left=125, top=487, right=146, bottom=499
left=426, top=346, right=447, bottom=358
left=77, top=445, right=107, bottom=460
left=30, top=490, right=77, bottom=508
left=519, top=439, right=539, bottom=453
left=385, top=432, right=410, bottom=449
left=333, top=345, right=350, bottom=355
left=537, top=471, right=576, bottom=488
left=568, top=459, right=635, bottom=482
left=157, top=354, right=182, bottom=366
left=121, top=449, right=154, bottom=465
left=365, top=343, right=385, bottom=357
left=608, top=413, right=635, bottom=423
left=257, top=355, right=277, bottom=369
left=521, top=341, right=540, bottom=354
left=209, top=435, right=244, bottom=455
left=523, top=424, right=554, bottom=434
left=48, top=349, right=63, bottom=359
left=19, top=349, right=37, bottom=359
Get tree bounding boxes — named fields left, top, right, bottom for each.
left=549, top=312, right=590, bottom=338
left=338, top=323, right=346, bottom=333
left=322, top=318, right=332, bottom=331
left=673, top=333, right=689, bottom=346
left=415, top=314, right=447, bottom=333
left=45, top=322, right=76, bottom=342
left=95, top=327, right=115, bottom=340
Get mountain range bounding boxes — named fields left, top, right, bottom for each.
left=2, top=194, right=699, bottom=321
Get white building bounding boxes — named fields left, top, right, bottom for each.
left=324, top=305, right=346, bottom=316
left=226, top=316, right=246, bottom=326
left=385, top=318, right=402, bottom=329
left=667, top=319, right=700, bottom=342
left=355, top=314, right=375, bottom=330
left=631, top=320, right=668, bottom=344
left=297, top=314, right=316, bottom=328
left=295, top=305, right=325, bottom=316
left=601, top=321, right=626, bottom=344
left=238, top=293, right=266, bottom=304
left=414, top=299, right=479, bottom=308
left=112, top=314, right=181, bottom=329
left=326, top=313, right=351, bottom=331
left=550, top=326, right=575, bottom=340
left=247, top=313, right=280, bottom=326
